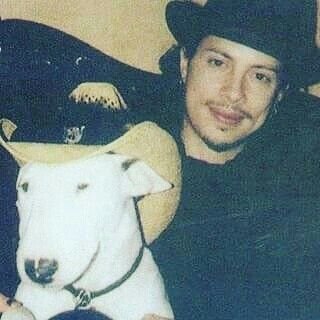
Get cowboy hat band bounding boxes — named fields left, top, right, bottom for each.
left=0, top=119, right=181, bottom=244
left=166, top=0, right=294, bottom=64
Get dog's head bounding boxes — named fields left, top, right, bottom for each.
left=15, top=153, right=171, bottom=288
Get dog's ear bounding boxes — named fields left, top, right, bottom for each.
left=122, top=159, right=172, bottom=197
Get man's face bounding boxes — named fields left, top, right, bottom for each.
left=181, top=35, right=282, bottom=150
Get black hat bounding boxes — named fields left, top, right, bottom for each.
left=284, top=0, right=319, bottom=88
left=166, top=0, right=296, bottom=63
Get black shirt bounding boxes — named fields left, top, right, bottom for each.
left=151, top=91, right=320, bottom=319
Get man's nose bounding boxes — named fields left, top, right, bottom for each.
left=221, top=72, right=245, bottom=104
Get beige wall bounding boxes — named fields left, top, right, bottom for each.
left=0, top=0, right=175, bottom=74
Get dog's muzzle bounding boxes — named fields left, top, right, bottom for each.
left=25, top=258, right=59, bottom=284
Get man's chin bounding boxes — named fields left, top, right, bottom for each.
left=203, top=136, right=247, bottom=152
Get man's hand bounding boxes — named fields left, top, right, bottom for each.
left=0, top=293, right=36, bottom=320
left=0, top=293, right=18, bottom=312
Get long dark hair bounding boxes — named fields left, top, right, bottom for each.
left=158, top=45, right=185, bottom=139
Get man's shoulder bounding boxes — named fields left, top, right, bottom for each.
left=276, top=90, right=320, bottom=131
left=245, top=90, right=320, bottom=175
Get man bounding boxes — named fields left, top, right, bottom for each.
left=152, top=1, right=320, bottom=319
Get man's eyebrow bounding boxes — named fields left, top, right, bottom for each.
left=203, top=47, right=231, bottom=59
left=202, top=47, right=280, bottom=73
left=254, top=65, right=279, bottom=73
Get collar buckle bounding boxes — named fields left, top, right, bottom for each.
left=74, top=288, right=92, bottom=309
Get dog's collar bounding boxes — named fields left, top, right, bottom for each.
left=64, top=245, right=145, bottom=309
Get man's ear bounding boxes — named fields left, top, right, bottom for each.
left=180, top=47, right=189, bottom=84
left=276, top=91, right=284, bottom=104
left=276, top=83, right=290, bottom=103
left=122, top=159, right=172, bottom=198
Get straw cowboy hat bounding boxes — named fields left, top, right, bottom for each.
left=0, top=1, right=182, bottom=244
left=0, top=112, right=181, bottom=244
left=0, top=0, right=174, bottom=74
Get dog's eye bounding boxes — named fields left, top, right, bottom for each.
left=20, top=182, right=29, bottom=192
left=77, top=183, right=89, bottom=191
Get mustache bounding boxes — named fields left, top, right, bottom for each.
left=205, top=100, right=253, bottom=120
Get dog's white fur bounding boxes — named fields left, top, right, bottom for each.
left=2, top=153, right=173, bottom=320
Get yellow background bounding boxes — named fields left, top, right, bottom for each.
left=0, top=0, right=175, bottom=73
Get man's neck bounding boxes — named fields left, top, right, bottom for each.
left=181, top=120, right=243, bottom=165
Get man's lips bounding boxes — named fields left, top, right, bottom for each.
left=209, top=107, right=246, bottom=126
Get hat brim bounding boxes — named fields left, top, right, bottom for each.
left=0, top=119, right=181, bottom=244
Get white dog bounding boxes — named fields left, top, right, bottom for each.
left=1, top=153, right=174, bottom=320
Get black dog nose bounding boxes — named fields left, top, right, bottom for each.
left=25, top=258, right=58, bottom=284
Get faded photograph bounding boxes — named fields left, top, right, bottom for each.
left=0, top=1, right=320, bottom=319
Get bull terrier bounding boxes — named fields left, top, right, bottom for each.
left=1, top=153, right=174, bottom=320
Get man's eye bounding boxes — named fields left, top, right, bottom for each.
left=208, top=58, right=224, bottom=67
left=255, top=73, right=271, bottom=83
